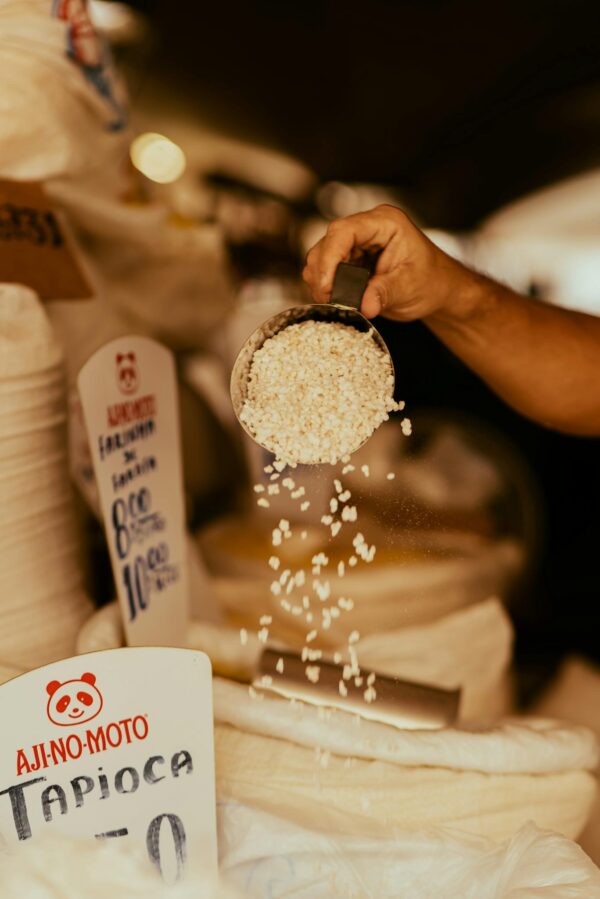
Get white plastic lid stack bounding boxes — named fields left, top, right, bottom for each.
left=0, top=284, right=92, bottom=669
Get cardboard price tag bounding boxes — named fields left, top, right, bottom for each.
left=0, top=648, right=217, bottom=883
left=78, top=336, right=189, bottom=647
left=0, top=179, right=92, bottom=300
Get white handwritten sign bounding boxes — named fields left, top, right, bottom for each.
left=0, top=648, right=217, bottom=883
left=78, top=337, right=189, bottom=646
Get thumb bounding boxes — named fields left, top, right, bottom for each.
left=360, top=273, right=396, bottom=319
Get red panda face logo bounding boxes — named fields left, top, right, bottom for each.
left=116, top=352, right=139, bottom=395
left=46, top=673, right=103, bottom=727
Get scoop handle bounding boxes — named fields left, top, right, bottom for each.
left=330, top=262, right=370, bottom=311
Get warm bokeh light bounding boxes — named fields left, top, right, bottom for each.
left=129, top=132, right=186, bottom=184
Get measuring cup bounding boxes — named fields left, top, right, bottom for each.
left=230, top=262, right=395, bottom=450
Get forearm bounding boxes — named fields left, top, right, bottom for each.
left=426, top=269, right=600, bottom=435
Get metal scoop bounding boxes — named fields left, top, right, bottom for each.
left=254, top=647, right=460, bottom=730
left=230, top=262, right=395, bottom=450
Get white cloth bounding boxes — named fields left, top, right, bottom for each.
left=219, top=801, right=600, bottom=898
left=0, top=832, right=239, bottom=898
left=356, top=597, right=513, bottom=721
left=213, top=679, right=598, bottom=843
left=534, top=656, right=600, bottom=867
left=213, top=678, right=598, bottom=775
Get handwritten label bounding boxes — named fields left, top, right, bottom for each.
left=78, top=337, right=189, bottom=647
left=0, top=179, right=92, bottom=300
left=0, top=648, right=217, bottom=883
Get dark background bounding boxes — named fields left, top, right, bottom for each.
left=131, top=0, right=600, bottom=695
left=141, top=0, right=600, bottom=227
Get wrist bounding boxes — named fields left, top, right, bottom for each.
left=426, top=259, right=500, bottom=329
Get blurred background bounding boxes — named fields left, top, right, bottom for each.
left=7, top=0, right=593, bottom=706
left=1, top=0, right=600, bottom=859
left=96, top=0, right=600, bottom=701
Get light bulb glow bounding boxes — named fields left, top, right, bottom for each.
left=130, top=132, right=186, bottom=184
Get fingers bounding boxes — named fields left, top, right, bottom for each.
left=303, top=206, right=406, bottom=303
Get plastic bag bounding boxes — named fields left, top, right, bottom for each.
left=219, top=801, right=600, bottom=898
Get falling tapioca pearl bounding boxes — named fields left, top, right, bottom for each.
left=364, top=685, right=377, bottom=703
left=305, top=665, right=321, bottom=684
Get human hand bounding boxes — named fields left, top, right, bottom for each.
left=303, top=205, right=475, bottom=322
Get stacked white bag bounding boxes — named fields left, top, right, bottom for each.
left=0, top=284, right=92, bottom=670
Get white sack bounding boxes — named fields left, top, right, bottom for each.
left=0, top=832, right=240, bottom=898
left=219, top=800, right=600, bottom=898
left=214, top=679, right=598, bottom=843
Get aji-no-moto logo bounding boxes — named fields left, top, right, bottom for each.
left=14, top=673, right=148, bottom=775
left=116, top=352, right=139, bottom=396
left=46, top=673, right=103, bottom=727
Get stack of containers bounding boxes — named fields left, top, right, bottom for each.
left=0, top=284, right=92, bottom=672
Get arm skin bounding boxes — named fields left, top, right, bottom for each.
left=303, top=205, right=600, bottom=436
